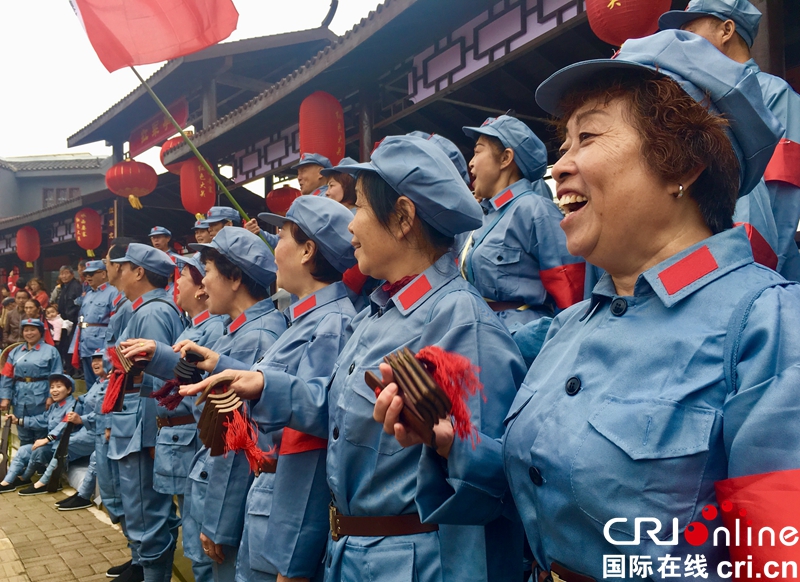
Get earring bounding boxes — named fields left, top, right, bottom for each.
left=674, top=184, right=684, bottom=199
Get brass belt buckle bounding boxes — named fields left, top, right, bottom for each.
left=329, top=503, right=340, bottom=541
left=551, top=573, right=566, bottom=582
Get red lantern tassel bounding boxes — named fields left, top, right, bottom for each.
left=151, top=379, right=184, bottom=410
left=223, top=407, right=274, bottom=473
left=415, top=346, right=484, bottom=442
left=101, top=347, right=126, bottom=414
left=87, top=250, right=95, bottom=258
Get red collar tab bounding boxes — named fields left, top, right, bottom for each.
left=58, top=399, right=68, bottom=408
left=132, top=297, right=144, bottom=311
left=397, top=275, right=433, bottom=310
left=658, top=246, right=718, bottom=295
left=99, top=283, right=107, bottom=291
left=493, top=189, right=514, bottom=209
left=229, top=312, right=247, bottom=333
left=113, top=293, right=122, bottom=306
left=193, top=310, right=210, bottom=326
left=292, top=295, right=317, bottom=319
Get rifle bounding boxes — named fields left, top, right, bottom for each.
left=0, top=416, right=11, bottom=482
left=46, top=422, right=74, bottom=493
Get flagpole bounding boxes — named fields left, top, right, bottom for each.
left=129, top=66, right=273, bottom=253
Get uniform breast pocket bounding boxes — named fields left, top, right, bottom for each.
left=155, top=426, right=197, bottom=478
left=344, top=367, right=404, bottom=456
left=478, top=243, right=522, bottom=296
left=571, top=396, right=716, bottom=540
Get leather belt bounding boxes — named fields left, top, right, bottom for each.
left=537, top=563, right=596, bottom=582
left=124, top=387, right=140, bottom=394
left=156, top=414, right=195, bottom=429
left=329, top=504, right=438, bottom=542
left=14, top=377, right=47, bottom=382
left=80, top=323, right=108, bottom=328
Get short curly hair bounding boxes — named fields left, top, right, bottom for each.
left=556, top=69, right=740, bottom=234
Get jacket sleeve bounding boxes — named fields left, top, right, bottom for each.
left=250, top=314, right=347, bottom=439
left=146, top=341, right=181, bottom=380
left=529, top=181, right=585, bottom=309
left=723, top=284, right=800, bottom=477
left=0, top=351, right=15, bottom=400
left=23, top=408, right=50, bottom=431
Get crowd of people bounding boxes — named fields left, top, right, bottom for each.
left=1, top=2, right=799, bottom=582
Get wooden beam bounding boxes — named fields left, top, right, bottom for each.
left=202, top=79, right=218, bottom=130
left=359, top=89, right=375, bottom=162
left=216, top=72, right=272, bottom=94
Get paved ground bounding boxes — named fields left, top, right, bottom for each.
left=1, top=408, right=195, bottom=582
left=0, top=486, right=130, bottom=582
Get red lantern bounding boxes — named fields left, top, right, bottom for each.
left=160, top=132, right=193, bottom=174
left=266, top=185, right=301, bottom=217
left=180, top=158, right=216, bottom=218
left=299, top=91, right=345, bottom=166
left=75, top=208, right=103, bottom=257
left=586, top=0, right=671, bottom=47
left=106, top=160, right=158, bottom=209
left=16, top=226, right=40, bottom=268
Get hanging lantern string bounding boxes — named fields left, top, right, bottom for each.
left=128, top=66, right=274, bottom=254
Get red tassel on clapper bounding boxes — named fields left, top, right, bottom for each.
left=101, top=347, right=126, bottom=414
left=415, top=346, right=484, bottom=442
left=151, top=379, right=184, bottom=410
left=223, top=407, right=275, bottom=473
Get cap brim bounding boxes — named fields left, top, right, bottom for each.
left=535, top=59, right=654, bottom=116
left=319, top=167, right=339, bottom=177
left=331, top=160, right=377, bottom=176
left=462, top=124, right=504, bottom=141
left=48, top=373, right=73, bottom=389
left=83, top=268, right=104, bottom=274
left=187, top=242, right=217, bottom=253
left=109, top=257, right=129, bottom=264
left=658, top=10, right=711, bottom=33
left=257, top=212, right=294, bottom=228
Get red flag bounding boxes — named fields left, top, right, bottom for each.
left=70, top=0, right=239, bottom=73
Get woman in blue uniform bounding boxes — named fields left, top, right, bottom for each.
left=121, top=253, right=227, bottom=582
left=215, top=196, right=357, bottom=582
left=460, top=115, right=585, bottom=334
left=0, top=318, right=63, bottom=444
left=144, top=227, right=286, bottom=582
left=183, top=135, right=527, bottom=582
left=376, top=31, right=800, bottom=581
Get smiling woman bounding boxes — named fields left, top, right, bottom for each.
left=376, top=30, right=800, bottom=581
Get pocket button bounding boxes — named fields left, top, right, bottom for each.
left=172, top=434, right=179, bottom=442
left=565, top=377, right=581, bottom=396
left=200, top=471, right=208, bottom=479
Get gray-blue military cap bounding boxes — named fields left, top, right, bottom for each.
left=189, top=227, right=277, bottom=288
left=659, top=0, right=761, bottom=48
left=406, top=131, right=471, bottom=186
left=259, top=196, right=356, bottom=273
left=110, top=243, right=175, bottom=277
left=320, top=157, right=358, bottom=177
left=463, top=116, right=548, bottom=182
left=176, top=253, right=207, bottom=277
left=334, top=135, right=482, bottom=237
left=205, top=206, right=241, bottom=224
left=149, top=226, right=171, bottom=237
left=535, top=29, right=781, bottom=197
left=291, top=152, right=333, bottom=170
left=83, top=260, right=106, bottom=274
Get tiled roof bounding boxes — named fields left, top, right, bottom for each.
left=162, top=0, right=407, bottom=162
left=0, top=155, right=108, bottom=173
